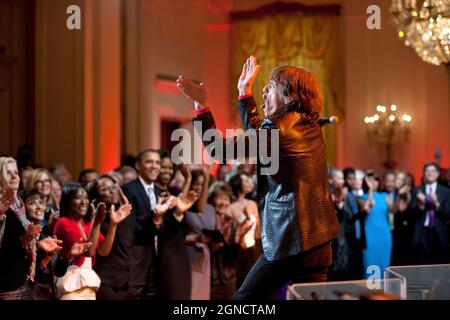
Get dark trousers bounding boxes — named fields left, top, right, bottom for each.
left=97, top=283, right=133, bottom=300
left=415, top=228, right=450, bottom=265
left=129, top=244, right=158, bottom=300
left=232, top=242, right=332, bottom=300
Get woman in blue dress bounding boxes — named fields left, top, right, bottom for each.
left=361, top=172, right=392, bottom=279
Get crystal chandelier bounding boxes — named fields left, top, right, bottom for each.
left=390, top=0, right=450, bottom=66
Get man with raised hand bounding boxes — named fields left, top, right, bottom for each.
left=177, top=56, right=339, bottom=300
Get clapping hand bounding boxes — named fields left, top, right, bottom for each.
left=48, top=208, right=60, bottom=226
left=417, top=192, right=426, bottom=206
left=175, top=190, right=199, bottom=214
left=236, top=218, right=253, bottom=240
left=178, top=162, right=192, bottom=182
left=201, top=162, right=214, bottom=179
left=430, top=193, right=440, bottom=209
left=37, top=236, right=63, bottom=254
left=117, top=185, right=129, bottom=206
left=155, top=193, right=176, bottom=217
left=176, top=75, right=208, bottom=108
left=21, top=224, right=42, bottom=247
left=110, top=203, right=132, bottom=225
left=92, top=202, right=107, bottom=226
left=364, top=176, right=377, bottom=192
left=69, top=238, right=93, bottom=259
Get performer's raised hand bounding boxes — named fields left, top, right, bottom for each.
left=238, top=55, right=260, bottom=96
left=176, top=75, right=208, bottom=109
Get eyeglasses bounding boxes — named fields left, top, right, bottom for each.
left=35, top=179, right=51, bottom=185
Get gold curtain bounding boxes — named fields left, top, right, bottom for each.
left=231, top=12, right=345, bottom=166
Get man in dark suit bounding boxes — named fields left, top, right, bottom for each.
left=122, top=149, right=172, bottom=299
left=123, top=149, right=196, bottom=299
left=410, top=163, right=450, bottom=264
left=177, top=56, right=340, bottom=299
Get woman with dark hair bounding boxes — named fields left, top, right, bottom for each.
left=53, top=183, right=130, bottom=299
left=155, top=150, right=177, bottom=195
left=361, top=172, right=392, bottom=279
left=88, top=175, right=133, bottom=299
left=184, top=166, right=215, bottom=300
left=23, top=188, right=56, bottom=299
left=228, top=173, right=261, bottom=288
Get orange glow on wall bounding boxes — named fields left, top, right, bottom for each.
left=203, top=24, right=232, bottom=31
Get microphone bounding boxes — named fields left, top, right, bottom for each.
left=318, top=116, right=340, bottom=127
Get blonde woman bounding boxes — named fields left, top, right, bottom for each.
left=26, top=169, right=59, bottom=230
left=0, top=157, right=62, bottom=299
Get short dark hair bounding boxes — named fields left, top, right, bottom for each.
left=136, top=149, right=160, bottom=163
left=23, top=188, right=41, bottom=203
left=362, top=172, right=381, bottom=194
left=190, top=169, right=205, bottom=187
left=343, top=167, right=356, bottom=180
left=78, top=168, right=98, bottom=183
left=60, top=183, right=90, bottom=220
left=383, top=170, right=396, bottom=179
left=158, top=149, right=171, bottom=159
left=88, top=174, right=117, bottom=204
left=423, top=162, right=440, bottom=172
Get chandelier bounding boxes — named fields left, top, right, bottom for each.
left=390, top=0, right=450, bottom=66
left=364, top=104, right=413, bottom=168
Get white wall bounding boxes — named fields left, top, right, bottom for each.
left=124, top=0, right=232, bottom=160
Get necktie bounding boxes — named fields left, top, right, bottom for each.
left=148, top=185, right=157, bottom=211
left=148, top=185, right=159, bottom=255
left=425, top=185, right=435, bottom=228
left=349, top=193, right=362, bottom=240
